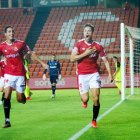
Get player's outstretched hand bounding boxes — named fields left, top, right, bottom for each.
left=42, top=63, right=47, bottom=69
left=42, top=74, right=47, bottom=80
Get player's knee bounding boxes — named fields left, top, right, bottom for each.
left=17, top=94, right=26, bottom=103
left=92, top=96, right=99, bottom=103
left=17, top=97, right=22, bottom=103
left=81, top=96, right=89, bottom=103
left=3, top=93, right=11, bottom=100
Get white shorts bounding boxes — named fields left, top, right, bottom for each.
left=0, top=77, right=4, bottom=88
left=4, top=74, right=25, bottom=93
left=78, top=72, right=101, bottom=95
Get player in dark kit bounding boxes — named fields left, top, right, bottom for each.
left=43, top=54, right=61, bottom=98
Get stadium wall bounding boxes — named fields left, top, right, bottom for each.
left=29, top=75, right=140, bottom=89
left=29, top=76, right=116, bottom=89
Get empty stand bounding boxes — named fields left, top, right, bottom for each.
left=29, top=6, right=139, bottom=77
left=0, top=8, right=35, bottom=42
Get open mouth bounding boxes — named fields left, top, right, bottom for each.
left=86, top=35, right=89, bottom=38
left=9, top=35, right=14, bottom=38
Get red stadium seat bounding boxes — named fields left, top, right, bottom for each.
left=25, top=6, right=139, bottom=77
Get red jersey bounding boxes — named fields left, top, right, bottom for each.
left=0, top=40, right=30, bottom=76
left=73, top=39, right=106, bottom=75
left=0, top=60, right=5, bottom=77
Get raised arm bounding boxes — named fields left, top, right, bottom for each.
left=30, top=51, right=46, bottom=68
left=42, top=64, right=48, bottom=80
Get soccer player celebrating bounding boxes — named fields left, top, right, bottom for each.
left=43, top=54, right=61, bottom=98
left=113, top=56, right=121, bottom=94
left=0, top=26, right=46, bottom=128
left=70, top=23, right=113, bottom=128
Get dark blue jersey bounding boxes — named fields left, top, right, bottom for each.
left=47, top=60, right=61, bottom=77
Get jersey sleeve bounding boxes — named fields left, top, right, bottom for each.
left=22, top=42, right=31, bottom=55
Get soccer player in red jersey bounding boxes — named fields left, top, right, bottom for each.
left=0, top=26, right=46, bottom=128
left=71, top=23, right=113, bottom=128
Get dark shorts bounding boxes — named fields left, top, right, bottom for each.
left=50, top=76, right=58, bottom=84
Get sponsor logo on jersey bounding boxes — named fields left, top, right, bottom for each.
left=50, top=66, right=57, bottom=68
left=5, top=53, right=20, bottom=58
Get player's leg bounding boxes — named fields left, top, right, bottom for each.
left=51, top=83, right=56, bottom=98
left=78, top=75, right=90, bottom=108
left=91, top=88, right=100, bottom=128
left=115, top=81, right=121, bottom=94
left=80, top=92, right=89, bottom=108
left=114, top=74, right=121, bottom=94
left=16, top=76, right=26, bottom=103
left=25, top=79, right=32, bottom=100
left=2, top=87, right=12, bottom=128
left=2, top=74, right=15, bottom=128
left=16, top=92, right=26, bottom=103
left=50, top=76, right=57, bottom=98
left=90, top=73, right=101, bottom=128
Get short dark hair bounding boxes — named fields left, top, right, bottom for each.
left=84, top=23, right=94, bottom=32
left=4, top=26, right=13, bottom=33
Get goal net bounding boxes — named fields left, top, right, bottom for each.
left=120, top=23, right=140, bottom=100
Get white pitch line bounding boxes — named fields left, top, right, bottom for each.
left=68, top=95, right=131, bottom=140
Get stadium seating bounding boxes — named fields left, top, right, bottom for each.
left=0, top=8, right=35, bottom=42
left=29, top=6, right=139, bottom=77
left=1, top=7, right=136, bottom=77
left=1, top=7, right=139, bottom=78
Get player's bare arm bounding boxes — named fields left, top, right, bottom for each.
left=70, top=47, right=96, bottom=62
left=102, top=57, right=113, bottom=82
left=30, top=51, right=46, bottom=68
left=42, top=64, right=49, bottom=80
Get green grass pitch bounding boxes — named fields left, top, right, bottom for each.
left=0, top=88, right=140, bottom=140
